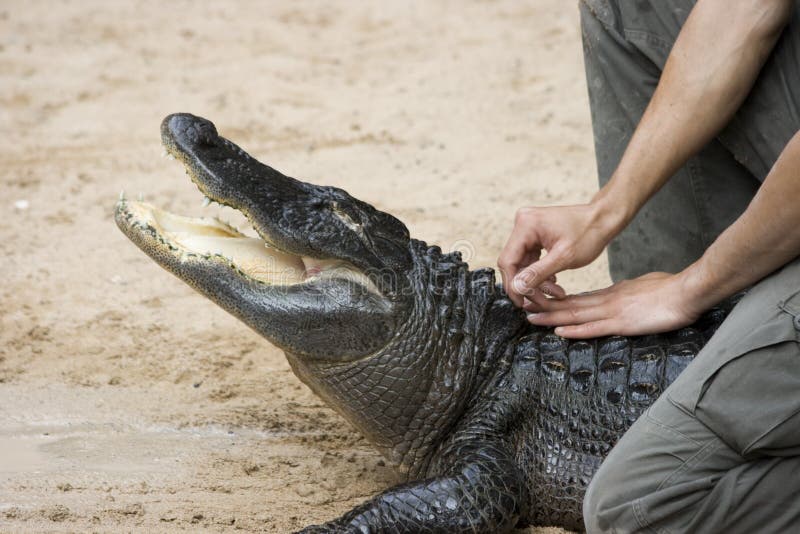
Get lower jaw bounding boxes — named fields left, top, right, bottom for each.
left=118, top=199, right=380, bottom=293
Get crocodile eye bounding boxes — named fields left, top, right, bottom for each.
left=331, top=202, right=364, bottom=232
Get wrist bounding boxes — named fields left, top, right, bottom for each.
left=587, top=190, right=631, bottom=244
left=674, top=259, right=726, bottom=314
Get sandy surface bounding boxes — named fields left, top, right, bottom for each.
left=1, top=1, right=608, bottom=532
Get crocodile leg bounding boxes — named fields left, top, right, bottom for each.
left=295, top=439, right=526, bottom=534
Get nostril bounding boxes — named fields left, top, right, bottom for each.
left=188, top=123, right=217, bottom=146
left=164, top=113, right=218, bottom=147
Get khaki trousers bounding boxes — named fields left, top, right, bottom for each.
left=580, top=1, right=800, bottom=532
left=583, top=259, right=800, bottom=533
left=581, top=0, right=800, bottom=282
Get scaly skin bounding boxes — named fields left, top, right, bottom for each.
left=295, top=245, right=731, bottom=533
left=116, top=114, right=732, bottom=532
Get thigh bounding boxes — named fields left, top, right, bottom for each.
left=584, top=395, right=741, bottom=533
left=586, top=389, right=800, bottom=533
left=586, top=258, right=800, bottom=532
left=582, top=0, right=696, bottom=69
left=604, top=0, right=800, bottom=180
left=606, top=140, right=757, bottom=281
left=667, top=257, right=800, bottom=448
left=580, top=0, right=760, bottom=281
left=582, top=0, right=799, bottom=281
left=719, top=4, right=800, bottom=181
left=694, top=340, right=800, bottom=458
left=696, top=456, right=800, bottom=533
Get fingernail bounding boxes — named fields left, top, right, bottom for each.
left=517, top=270, right=534, bottom=284
left=512, top=277, right=527, bottom=294
left=554, top=327, right=564, bottom=336
left=526, top=313, right=540, bottom=321
left=513, top=272, right=534, bottom=293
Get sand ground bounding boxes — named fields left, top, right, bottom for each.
left=1, top=1, right=609, bottom=531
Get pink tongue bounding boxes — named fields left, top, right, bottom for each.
left=302, top=257, right=324, bottom=278
left=302, top=257, right=348, bottom=279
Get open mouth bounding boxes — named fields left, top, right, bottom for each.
left=117, top=199, right=312, bottom=285
left=115, top=150, right=379, bottom=293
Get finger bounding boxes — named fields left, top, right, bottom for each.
left=526, top=305, right=612, bottom=327
left=538, top=280, right=566, bottom=299
left=638, top=271, right=672, bottom=281
left=554, top=320, right=617, bottom=339
left=520, top=280, right=566, bottom=312
left=522, top=291, right=552, bottom=312
left=575, top=288, right=605, bottom=297
left=504, top=265, right=529, bottom=307
left=526, top=291, right=610, bottom=313
left=512, top=244, right=572, bottom=297
left=499, top=241, right=541, bottom=307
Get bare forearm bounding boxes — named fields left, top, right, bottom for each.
left=592, top=0, right=793, bottom=233
left=681, top=131, right=800, bottom=309
left=526, top=132, right=800, bottom=338
left=501, top=0, right=794, bottom=307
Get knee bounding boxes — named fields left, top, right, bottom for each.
left=579, top=0, right=625, bottom=64
left=582, top=454, right=627, bottom=533
left=579, top=0, right=621, bottom=35
left=582, top=469, right=604, bottom=532
left=579, top=0, right=619, bottom=13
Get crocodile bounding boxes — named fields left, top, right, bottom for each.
left=115, top=113, right=732, bottom=533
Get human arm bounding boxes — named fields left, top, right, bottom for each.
left=528, top=130, right=800, bottom=338
left=499, top=0, right=794, bottom=307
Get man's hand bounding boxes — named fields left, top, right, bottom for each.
left=525, top=272, right=704, bottom=338
left=497, top=203, right=622, bottom=307
left=525, top=128, right=800, bottom=339
left=498, top=0, right=793, bottom=322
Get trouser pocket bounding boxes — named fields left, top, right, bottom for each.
left=698, top=277, right=800, bottom=456
left=694, top=340, right=800, bottom=457
left=666, top=261, right=800, bottom=453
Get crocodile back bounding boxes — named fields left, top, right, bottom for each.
left=508, top=304, right=732, bottom=530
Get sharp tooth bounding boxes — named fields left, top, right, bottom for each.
left=202, top=196, right=212, bottom=207
left=119, top=190, right=126, bottom=201
left=161, top=149, right=168, bottom=158
left=137, top=193, right=144, bottom=201
left=167, top=154, right=176, bottom=161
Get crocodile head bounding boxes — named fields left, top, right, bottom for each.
left=116, top=114, right=523, bottom=472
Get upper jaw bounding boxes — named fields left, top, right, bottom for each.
left=114, top=195, right=385, bottom=297
left=114, top=198, right=309, bottom=287
left=160, top=113, right=249, bottom=215
left=158, top=112, right=413, bottom=296
left=115, top=194, right=401, bottom=361
left=115, top=113, right=384, bottom=293
left=159, top=113, right=325, bottom=263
